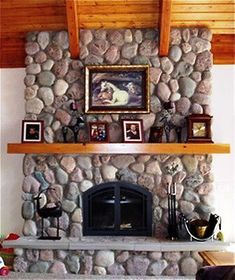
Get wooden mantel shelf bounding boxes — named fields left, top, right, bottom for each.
left=7, top=143, right=230, bottom=155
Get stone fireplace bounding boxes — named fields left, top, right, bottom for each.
left=22, top=152, right=213, bottom=241
left=9, top=27, right=222, bottom=276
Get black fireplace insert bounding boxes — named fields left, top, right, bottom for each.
left=83, top=181, right=152, bottom=236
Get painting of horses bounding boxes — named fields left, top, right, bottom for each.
left=85, top=65, right=150, bottom=114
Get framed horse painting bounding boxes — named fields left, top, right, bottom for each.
left=85, top=65, right=150, bottom=114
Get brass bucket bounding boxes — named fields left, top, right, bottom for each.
left=190, top=219, right=209, bottom=239
left=196, top=225, right=208, bottom=238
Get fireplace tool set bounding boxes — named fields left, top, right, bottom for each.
left=167, top=182, right=178, bottom=240
left=167, top=182, right=222, bottom=241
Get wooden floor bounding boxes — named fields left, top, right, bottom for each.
left=199, top=251, right=235, bottom=266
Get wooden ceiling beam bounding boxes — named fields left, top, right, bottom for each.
left=159, top=0, right=172, bottom=56
left=1, top=0, right=235, bottom=67
left=65, top=0, right=79, bottom=58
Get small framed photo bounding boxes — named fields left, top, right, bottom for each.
left=89, top=122, right=109, bottom=143
left=149, top=126, right=163, bottom=143
left=122, top=119, right=144, bottom=143
left=22, top=120, right=44, bottom=143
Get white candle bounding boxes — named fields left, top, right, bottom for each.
left=167, top=183, right=171, bottom=194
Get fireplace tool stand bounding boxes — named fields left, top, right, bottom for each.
left=167, top=182, right=178, bottom=240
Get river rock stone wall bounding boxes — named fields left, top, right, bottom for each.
left=14, top=248, right=201, bottom=276
left=19, top=28, right=213, bottom=276
left=24, top=28, right=213, bottom=143
left=22, top=27, right=214, bottom=238
left=22, top=153, right=213, bottom=238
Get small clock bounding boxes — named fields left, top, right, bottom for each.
left=187, top=114, right=213, bottom=143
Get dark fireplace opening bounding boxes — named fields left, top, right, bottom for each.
left=83, top=181, right=152, bottom=236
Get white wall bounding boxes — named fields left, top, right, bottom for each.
left=0, top=66, right=234, bottom=241
left=0, top=69, right=25, bottom=235
left=211, top=65, right=235, bottom=242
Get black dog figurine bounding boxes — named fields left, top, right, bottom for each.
left=62, top=101, right=85, bottom=143
left=62, top=114, right=85, bottom=143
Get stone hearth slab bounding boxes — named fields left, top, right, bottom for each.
left=3, top=237, right=70, bottom=250
left=5, top=272, right=196, bottom=280
left=3, top=236, right=231, bottom=252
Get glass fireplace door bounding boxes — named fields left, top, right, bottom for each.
left=83, top=182, right=152, bottom=236
left=120, top=188, right=147, bottom=232
left=88, top=188, right=115, bottom=231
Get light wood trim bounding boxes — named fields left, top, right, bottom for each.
left=173, top=0, right=234, bottom=4
left=172, top=4, right=234, bottom=13
left=66, top=0, right=80, bottom=58
left=159, top=0, right=172, bottom=56
left=172, top=13, right=234, bottom=21
left=199, top=251, right=235, bottom=266
left=7, top=143, right=230, bottom=154
left=78, top=3, right=160, bottom=14
left=79, top=0, right=157, bottom=4
left=79, top=13, right=159, bottom=24
left=171, top=21, right=234, bottom=30
left=79, top=18, right=159, bottom=29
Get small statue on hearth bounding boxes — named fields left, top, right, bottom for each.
left=62, top=101, right=86, bottom=143
left=33, top=188, right=62, bottom=240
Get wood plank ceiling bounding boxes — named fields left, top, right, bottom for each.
left=0, top=0, right=234, bottom=68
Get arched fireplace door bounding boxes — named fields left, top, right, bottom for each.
left=83, top=181, right=152, bottom=236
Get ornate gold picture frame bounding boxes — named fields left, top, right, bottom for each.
left=85, top=65, right=149, bottom=114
